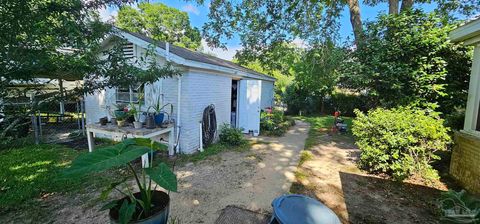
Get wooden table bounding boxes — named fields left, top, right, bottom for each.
left=86, top=123, right=175, bottom=167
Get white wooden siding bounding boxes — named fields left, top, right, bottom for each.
left=85, top=39, right=273, bottom=154
left=178, top=70, right=231, bottom=153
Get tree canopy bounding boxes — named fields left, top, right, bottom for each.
left=116, top=2, right=201, bottom=50
left=341, top=10, right=472, bottom=114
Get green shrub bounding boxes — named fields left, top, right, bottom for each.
left=352, top=107, right=451, bottom=181
left=444, top=106, right=466, bottom=131
left=260, top=110, right=295, bottom=136
left=219, top=124, right=246, bottom=146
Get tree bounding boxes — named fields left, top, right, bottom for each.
left=116, top=2, right=201, bottom=50
left=0, top=0, right=180, bottom=144
left=341, top=10, right=472, bottom=115
left=288, top=42, right=345, bottom=113
left=199, top=0, right=479, bottom=49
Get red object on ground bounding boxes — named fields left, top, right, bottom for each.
left=266, top=107, right=272, bottom=114
left=334, top=111, right=340, bottom=118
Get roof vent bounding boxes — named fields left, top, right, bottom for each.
left=123, top=42, right=134, bottom=59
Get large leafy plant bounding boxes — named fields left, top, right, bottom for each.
left=438, top=190, right=480, bottom=223
left=63, top=138, right=177, bottom=224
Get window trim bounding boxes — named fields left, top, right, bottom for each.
left=464, top=44, right=480, bottom=134
left=116, top=83, right=144, bottom=104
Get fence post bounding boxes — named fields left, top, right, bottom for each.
left=31, top=113, right=39, bottom=145
left=76, top=100, right=81, bottom=130
left=81, top=98, right=85, bottom=135
left=30, top=96, right=40, bottom=144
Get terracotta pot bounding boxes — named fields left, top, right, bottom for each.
left=109, top=191, right=170, bottom=224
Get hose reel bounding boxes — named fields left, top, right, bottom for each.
left=202, top=104, right=217, bottom=147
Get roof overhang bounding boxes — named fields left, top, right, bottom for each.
left=107, top=30, right=276, bottom=82
left=450, top=17, right=480, bottom=45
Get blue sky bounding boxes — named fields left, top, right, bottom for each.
left=100, top=0, right=440, bottom=60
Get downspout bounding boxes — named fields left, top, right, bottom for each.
left=176, top=75, right=181, bottom=154
left=166, top=42, right=181, bottom=154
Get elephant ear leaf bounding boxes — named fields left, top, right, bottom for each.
left=62, top=142, right=150, bottom=177
left=145, top=163, right=177, bottom=192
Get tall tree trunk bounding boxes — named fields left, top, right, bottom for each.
left=347, top=0, right=364, bottom=45
left=400, top=0, right=414, bottom=12
left=389, top=0, right=399, bottom=15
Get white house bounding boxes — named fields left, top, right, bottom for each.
left=449, top=17, right=480, bottom=195
left=84, top=29, right=276, bottom=154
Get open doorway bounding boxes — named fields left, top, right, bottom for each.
left=231, top=80, right=238, bottom=128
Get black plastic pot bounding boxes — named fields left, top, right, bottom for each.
left=126, top=115, right=135, bottom=123
left=109, top=191, right=170, bottom=224
left=99, top=117, right=108, bottom=126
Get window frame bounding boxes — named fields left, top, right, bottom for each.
left=463, top=44, right=480, bottom=137
left=116, top=83, right=144, bottom=105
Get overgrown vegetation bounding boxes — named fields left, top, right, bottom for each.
left=260, top=110, right=295, bottom=136
left=342, top=11, right=472, bottom=120
left=352, top=108, right=451, bottom=181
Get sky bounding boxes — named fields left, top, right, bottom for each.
left=99, top=0, right=439, bottom=60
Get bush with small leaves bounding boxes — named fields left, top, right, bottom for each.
left=352, top=107, right=451, bottom=181
left=219, top=124, right=247, bottom=146
left=260, top=110, right=295, bottom=136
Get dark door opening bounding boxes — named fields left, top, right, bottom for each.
left=231, top=80, right=238, bottom=127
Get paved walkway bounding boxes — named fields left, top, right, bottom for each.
left=169, top=120, right=310, bottom=223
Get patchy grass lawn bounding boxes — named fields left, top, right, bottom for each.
left=291, top=115, right=448, bottom=223
left=299, top=115, right=353, bottom=150
left=0, top=144, right=123, bottom=210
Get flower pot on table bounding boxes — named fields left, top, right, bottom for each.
left=154, top=113, right=164, bottom=126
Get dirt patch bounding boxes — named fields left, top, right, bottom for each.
left=169, top=120, right=310, bottom=223
left=292, top=133, right=445, bottom=224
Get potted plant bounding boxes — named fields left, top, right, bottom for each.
left=99, top=117, right=108, bottom=125
left=114, top=103, right=128, bottom=120
left=116, top=112, right=127, bottom=127
left=63, top=138, right=177, bottom=224
left=151, top=101, right=173, bottom=126
left=129, top=103, right=142, bottom=129
left=152, top=98, right=165, bottom=126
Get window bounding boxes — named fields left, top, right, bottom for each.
left=116, top=83, right=144, bottom=104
